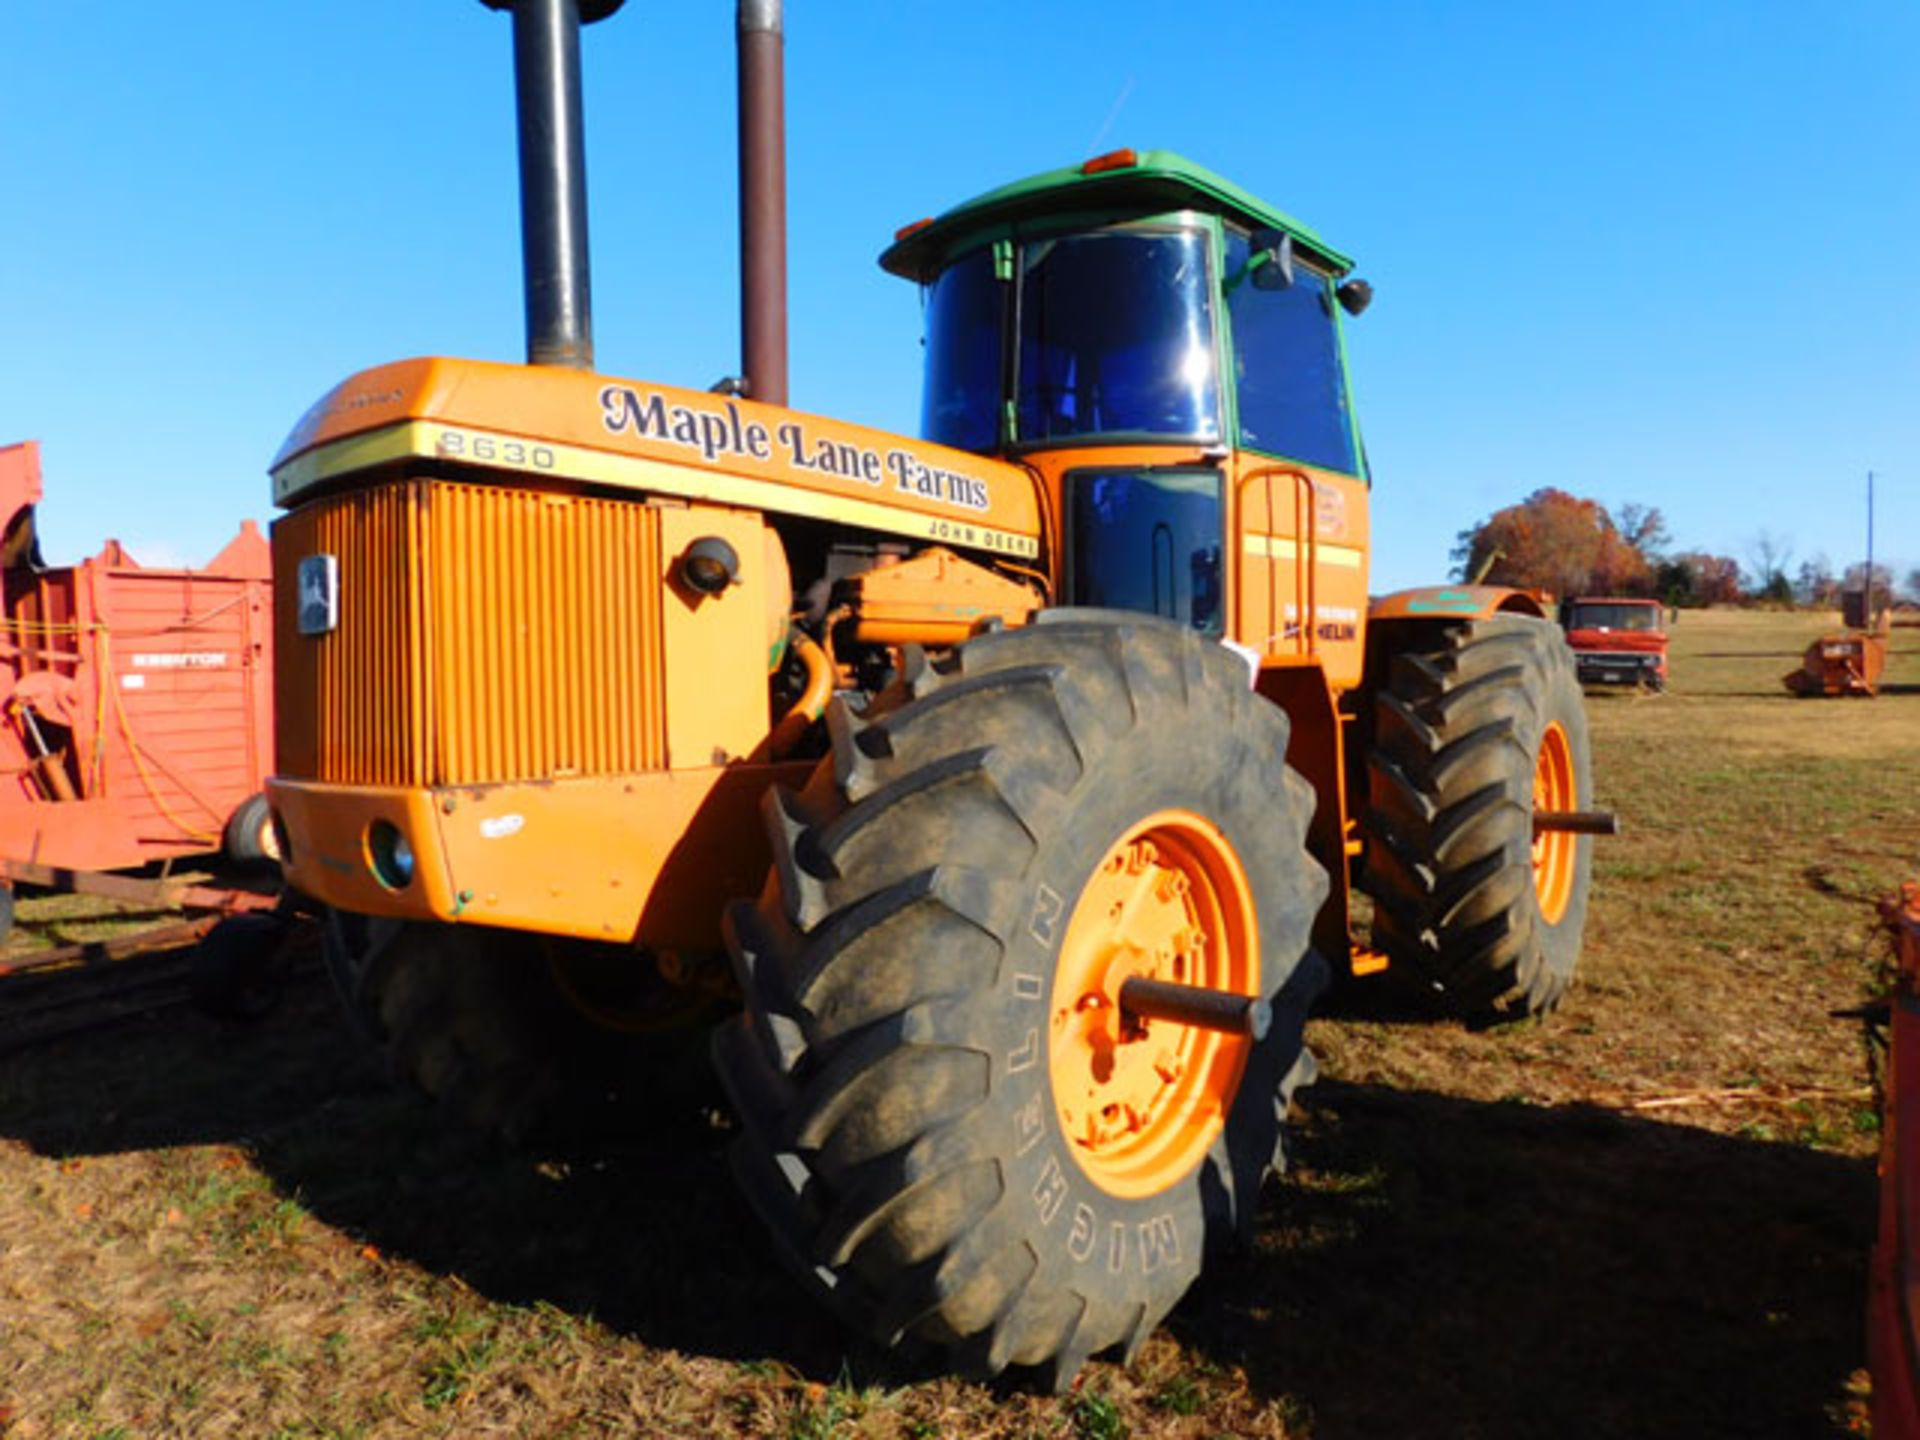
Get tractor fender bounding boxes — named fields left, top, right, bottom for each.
left=1368, top=584, right=1551, bottom=624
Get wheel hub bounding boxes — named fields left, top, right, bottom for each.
left=1049, top=811, right=1259, bottom=1198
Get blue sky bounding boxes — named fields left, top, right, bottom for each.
left=3, top=2, right=1913, bottom=593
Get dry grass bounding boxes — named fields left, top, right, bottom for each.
left=1, top=609, right=1915, bottom=1438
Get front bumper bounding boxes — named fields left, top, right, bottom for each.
left=268, top=761, right=810, bottom=950
left=1574, top=651, right=1664, bottom=686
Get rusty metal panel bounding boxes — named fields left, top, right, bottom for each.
left=274, top=478, right=665, bottom=789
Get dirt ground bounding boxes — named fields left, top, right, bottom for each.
left=1, top=608, right=1915, bottom=1439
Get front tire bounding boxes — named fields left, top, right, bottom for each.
left=322, top=913, right=718, bottom=1144
left=189, top=911, right=294, bottom=1023
left=1360, top=613, right=1594, bottom=1019
left=712, top=613, right=1329, bottom=1385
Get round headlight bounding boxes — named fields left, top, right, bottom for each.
left=679, top=536, right=740, bottom=595
left=367, top=820, right=415, bottom=890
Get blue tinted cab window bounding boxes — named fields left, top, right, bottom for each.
left=920, top=248, right=1002, bottom=453
left=1224, top=231, right=1357, bottom=473
left=1017, top=230, right=1220, bottom=444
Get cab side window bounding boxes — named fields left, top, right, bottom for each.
left=1223, top=230, right=1358, bottom=474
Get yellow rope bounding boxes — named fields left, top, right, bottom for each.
left=87, top=625, right=107, bottom=793
left=0, top=592, right=247, bottom=638
left=0, top=616, right=96, bottom=637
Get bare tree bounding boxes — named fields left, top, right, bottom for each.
left=1746, top=530, right=1795, bottom=601
left=1795, top=554, right=1838, bottom=608
left=1614, top=502, right=1670, bottom=559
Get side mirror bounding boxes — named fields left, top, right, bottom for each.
left=1250, top=229, right=1294, bottom=290
left=1337, top=279, right=1374, bottom=315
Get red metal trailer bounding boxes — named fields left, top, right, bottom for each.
left=0, top=440, right=276, bottom=892
left=1873, top=883, right=1920, bottom=1440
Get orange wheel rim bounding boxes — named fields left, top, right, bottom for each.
left=1532, top=721, right=1576, bottom=925
left=1049, top=810, right=1259, bottom=1198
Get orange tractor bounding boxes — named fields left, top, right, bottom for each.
left=265, top=0, right=1603, bottom=1384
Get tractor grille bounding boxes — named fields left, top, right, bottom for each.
left=273, top=476, right=666, bottom=787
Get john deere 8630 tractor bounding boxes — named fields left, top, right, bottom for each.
left=265, top=0, right=1598, bottom=1384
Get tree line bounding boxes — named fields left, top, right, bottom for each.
left=1451, top=487, right=1916, bottom=609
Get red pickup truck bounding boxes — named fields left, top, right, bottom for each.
left=1561, top=596, right=1668, bottom=690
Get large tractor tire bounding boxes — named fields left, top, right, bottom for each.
left=322, top=911, right=718, bottom=1145
left=1360, top=613, right=1593, bottom=1020
left=711, top=612, right=1329, bottom=1386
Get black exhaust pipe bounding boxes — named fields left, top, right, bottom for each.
left=737, top=0, right=788, bottom=406
left=483, top=0, right=624, bottom=369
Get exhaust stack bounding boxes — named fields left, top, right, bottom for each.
left=484, top=0, right=625, bottom=369
left=737, top=0, right=788, bottom=406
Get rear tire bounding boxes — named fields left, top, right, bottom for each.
left=223, top=793, right=280, bottom=869
left=712, top=613, right=1329, bottom=1385
left=1360, top=613, right=1593, bottom=1019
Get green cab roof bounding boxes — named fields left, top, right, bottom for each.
left=879, top=148, right=1355, bottom=283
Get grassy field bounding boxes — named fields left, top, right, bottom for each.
left=1, top=609, right=1916, bottom=1439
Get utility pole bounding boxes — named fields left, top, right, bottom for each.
left=1866, top=470, right=1876, bottom=627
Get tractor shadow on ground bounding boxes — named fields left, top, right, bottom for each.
left=1313, top=973, right=1460, bottom=1028
left=1174, top=1079, right=1874, bottom=1439
left=0, top=964, right=1877, bottom=1432
left=0, top=960, right=840, bottom=1372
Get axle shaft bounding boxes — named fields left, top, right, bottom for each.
left=1532, top=809, right=1621, bottom=837
left=1118, top=976, right=1270, bottom=1040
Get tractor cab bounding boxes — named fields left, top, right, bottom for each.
left=883, top=150, right=1374, bottom=674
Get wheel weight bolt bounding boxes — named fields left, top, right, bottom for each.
left=1118, top=976, right=1270, bottom=1040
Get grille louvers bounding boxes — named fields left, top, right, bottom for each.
left=274, top=477, right=665, bottom=787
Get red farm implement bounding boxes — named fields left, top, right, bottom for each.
left=1784, top=629, right=1889, bottom=698
left=0, top=440, right=279, bottom=953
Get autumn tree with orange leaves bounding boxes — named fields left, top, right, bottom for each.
left=1451, top=488, right=1661, bottom=597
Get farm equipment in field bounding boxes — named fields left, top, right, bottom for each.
left=1561, top=595, right=1668, bottom=690
left=0, top=439, right=279, bottom=947
left=1784, top=626, right=1888, bottom=697
left=263, top=0, right=1605, bottom=1384
left=1871, top=883, right=1920, bottom=1439
left=1785, top=581, right=1893, bottom=697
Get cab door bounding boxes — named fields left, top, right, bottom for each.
left=1220, top=228, right=1370, bottom=686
